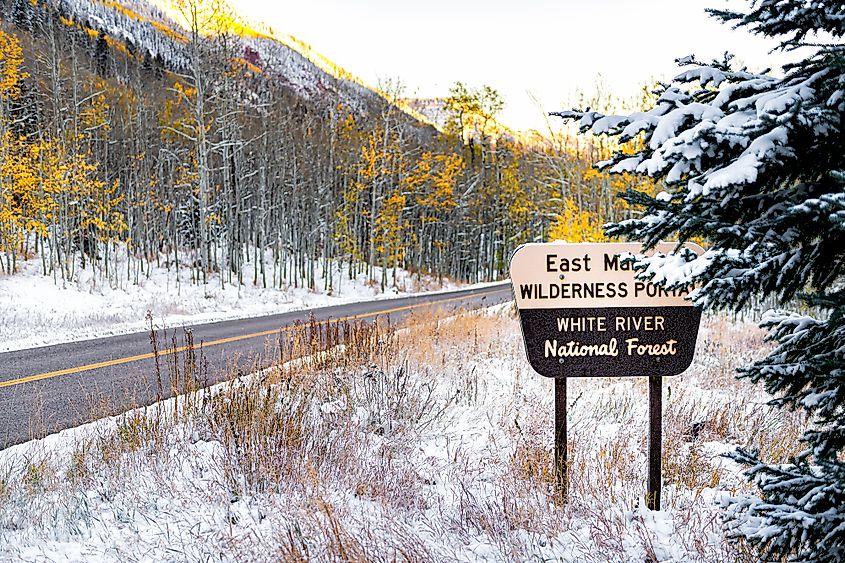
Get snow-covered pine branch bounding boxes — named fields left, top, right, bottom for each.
left=553, top=49, right=844, bottom=312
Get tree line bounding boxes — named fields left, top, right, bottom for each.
left=0, top=0, right=652, bottom=292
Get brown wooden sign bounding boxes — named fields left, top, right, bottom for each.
left=510, top=241, right=704, bottom=510
left=510, top=242, right=703, bottom=378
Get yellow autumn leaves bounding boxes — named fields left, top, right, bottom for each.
left=0, top=30, right=124, bottom=271
left=547, top=199, right=606, bottom=243
left=1, top=136, right=123, bottom=239
left=0, top=29, right=26, bottom=101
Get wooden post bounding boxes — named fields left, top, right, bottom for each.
left=554, top=377, right=567, bottom=503
left=647, top=375, right=662, bottom=510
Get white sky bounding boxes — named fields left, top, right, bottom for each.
left=231, top=0, right=792, bottom=133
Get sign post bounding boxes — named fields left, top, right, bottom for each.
left=648, top=375, right=662, bottom=510
left=554, top=377, right=567, bottom=502
left=509, top=242, right=703, bottom=509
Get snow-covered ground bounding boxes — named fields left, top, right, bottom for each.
left=0, top=305, right=801, bottom=562
left=0, top=253, right=481, bottom=353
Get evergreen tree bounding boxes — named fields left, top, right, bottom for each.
left=10, top=0, right=33, bottom=32
left=554, top=1, right=845, bottom=560
left=93, top=32, right=110, bottom=77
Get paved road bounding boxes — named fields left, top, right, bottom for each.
left=0, top=283, right=513, bottom=448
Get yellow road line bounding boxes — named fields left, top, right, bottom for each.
left=0, top=288, right=509, bottom=389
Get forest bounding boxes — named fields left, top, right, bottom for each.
left=0, top=0, right=655, bottom=292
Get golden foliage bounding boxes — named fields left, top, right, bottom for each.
left=374, top=190, right=406, bottom=266
left=405, top=151, right=462, bottom=216
left=548, top=199, right=606, bottom=243
left=0, top=30, right=27, bottom=103
left=0, top=132, right=126, bottom=257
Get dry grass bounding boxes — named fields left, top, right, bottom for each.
left=0, top=305, right=808, bottom=562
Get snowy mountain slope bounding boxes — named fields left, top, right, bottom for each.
left=43, top=0, right=438, bottom=128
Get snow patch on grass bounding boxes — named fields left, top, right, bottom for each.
left=0, top=251, right=492, bottom=353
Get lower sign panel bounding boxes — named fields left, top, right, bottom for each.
left=517, top=306, right=702, bottom=378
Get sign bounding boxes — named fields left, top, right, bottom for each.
left=510, top=242, right=703, bottom=378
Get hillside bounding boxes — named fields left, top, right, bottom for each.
left=0, top=0, right=646, bottom=300
left=38, top=0, right=437, bottom=134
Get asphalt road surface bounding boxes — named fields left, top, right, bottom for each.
left=0, top=283, right=513, bottom=449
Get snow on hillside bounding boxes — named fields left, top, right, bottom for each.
left=0, top=306, right=801, bottom=561
left=50, top=0, right=406, bottom=117
left=0, top=252, right=468, bottom=353
left=404, top=98, right=451, bottom=130
left=48, top=0, right=336, bottom=103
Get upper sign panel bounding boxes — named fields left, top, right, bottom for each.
left=510, top=242, right=703, bottom=310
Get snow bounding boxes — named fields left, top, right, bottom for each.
left=0, top=308, right=791, bottom=561
left=0, top=252, right=493, bottom=353
left=553, top=14, right=845, bottom=558
left=698, top=127, right=790, bottom=195
left=649, top=103, right=720, bottom=150
left=51, top=0, right=394, bottom=119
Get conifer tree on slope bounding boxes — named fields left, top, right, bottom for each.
left=554, top=1, right=845, bottom=560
